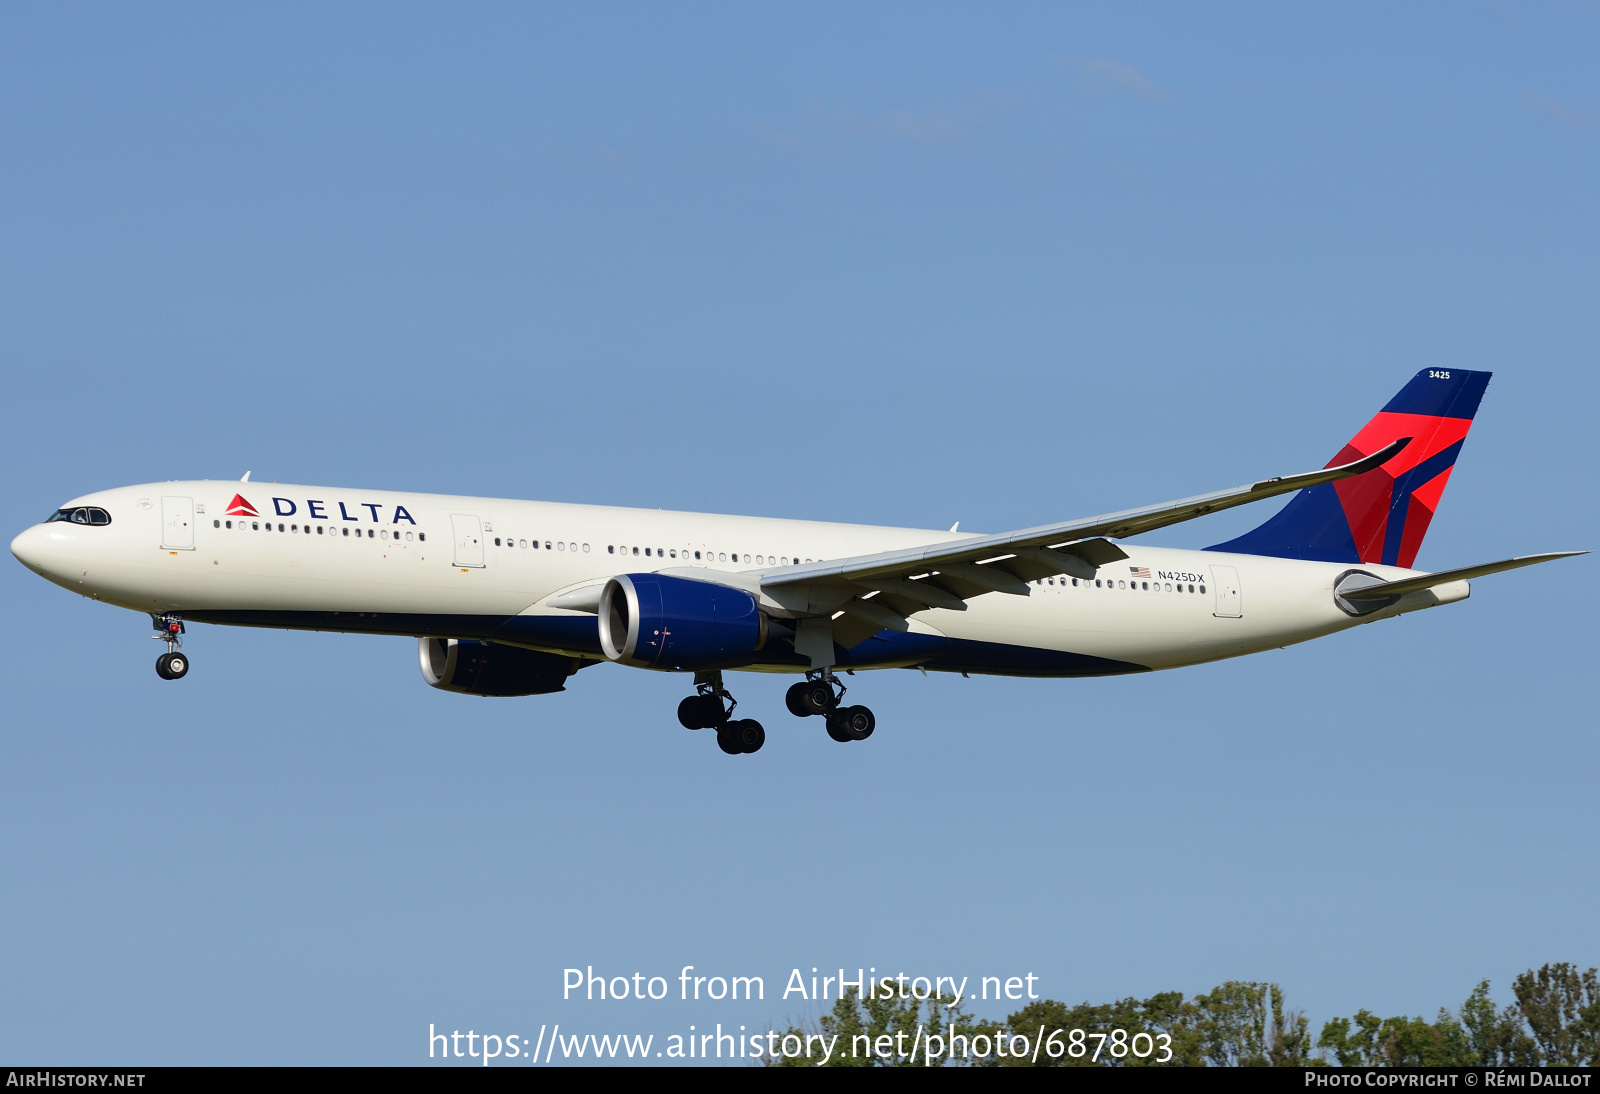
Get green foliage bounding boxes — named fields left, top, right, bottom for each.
left=767, top=964, right=1599, bottom=1067
left=1318, top=966, right=1597, bottom=1067
left=767, top=988, right=1000, bottom=1067
left=985, top=982, right=1313, bottom=1067
left=1512, top=963, right=1600, bottom=1066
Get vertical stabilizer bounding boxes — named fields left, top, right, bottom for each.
left=1207, top=369, right=1491, bottom=566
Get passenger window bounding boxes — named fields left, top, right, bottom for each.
left=519, top=539, right=527, bottom=548
left=1095, top=579, right=1101, bottom=587
left=213, top=519, right=220, bottom=528
left=318, top=526, right=325, bottom=535
left=694, top=551, right=702, bottom=560
left=644, top=548, right=651, bottom=557
left=419, top=533, right=426, bottom=542
left=632, top=547, right=639, bottom=556
left=718, top=553, right=726, bottom=562
left=582, top=544, right=590, bottom=553
left=225, top=520, right=232, bottom=529
left=1199, top=585, right=1205, bottom=594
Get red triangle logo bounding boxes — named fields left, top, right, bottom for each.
left=226, top=494, right=259, bottom=517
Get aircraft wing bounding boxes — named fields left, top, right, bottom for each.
left=759, top=438, right=1412, bottom=633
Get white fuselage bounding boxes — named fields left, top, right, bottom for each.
left=11, top=480, right=1468, bottom=677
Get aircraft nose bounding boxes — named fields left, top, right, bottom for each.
left=11, top=524, right=61, bottom=577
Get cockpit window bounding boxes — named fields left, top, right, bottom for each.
left=45, top=507, right=112, bottom=526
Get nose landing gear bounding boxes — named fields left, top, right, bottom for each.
left=151, top=613, right=189, bottom=680
left=785, top=671, right=874, bottom=742
left=678, top=670, right=765, bottom=755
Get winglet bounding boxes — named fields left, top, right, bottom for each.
left=1251, top=436, right=1411, bottom=493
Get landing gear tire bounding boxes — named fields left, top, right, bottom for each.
left=716, top=719, right=766, bottom=755
left=785, top=682, right=812, bottom=718
left=734, top=719, right=765, bottom=753
left=155, top=652, right=188, bottom=680
left=827, top=705, right=874, bottom=741
left=841, top=705, right=874, bottom=740
left=799, top=680, right=834, bottom=716
left=678, top=693, right=725, bottom=729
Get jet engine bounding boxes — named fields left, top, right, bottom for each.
left=598, top=573, right=768, bottom=671
left=418, top=637, right=575, bottom=696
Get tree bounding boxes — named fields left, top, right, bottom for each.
left=1315, top=972, right=1593, bottom=1067
left=1459, top=979, right=1536, bottom=1066
left=1512, top=963, right=1599, bottom=1066
left=983, top=982, right=1312, bottom=1067
left=766, top=987, right=1001, bottom=1067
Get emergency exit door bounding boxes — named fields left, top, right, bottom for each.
left=1211, top=565, right=1242, bottom=618
left=161, top=496, right=194, bottom=549
left=451, top=514, right=485, bottom=567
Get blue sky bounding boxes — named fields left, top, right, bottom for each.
left=1, top=2, right=1595, bottom=1065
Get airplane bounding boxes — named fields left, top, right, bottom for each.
left=10, top=368, right=1583, bottom=757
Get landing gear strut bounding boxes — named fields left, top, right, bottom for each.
left=786, top=670, right=874, bottom=742
left=679, top=671, right=764, bottom=755
left=151, top=613, right=189, bottom=680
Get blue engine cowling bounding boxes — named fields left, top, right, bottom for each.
left=598, top=573, right=768, bottom=670
left=419, top=638, right=575, bottom=696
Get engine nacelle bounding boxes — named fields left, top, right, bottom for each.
left=598, top=573, right=767, bottom=670
left=418, top=638, right=574, bottom=696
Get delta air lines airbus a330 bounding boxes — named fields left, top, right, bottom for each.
left=10, top=370, right=1583, bottom=756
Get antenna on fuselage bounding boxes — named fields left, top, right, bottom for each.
left=240, top=471, right=251, bottom=482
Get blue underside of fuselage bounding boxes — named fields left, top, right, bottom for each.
left=181, top=609, right=1149, bottom=678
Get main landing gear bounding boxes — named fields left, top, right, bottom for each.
left=786, top=671, right=875, bottom=743
left=678, top=671, right=765, bottom=755
left=151, top=613, right=189, bottom=680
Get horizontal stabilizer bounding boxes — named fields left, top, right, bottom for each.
left=1340, top=551, right=1587, bottom=600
